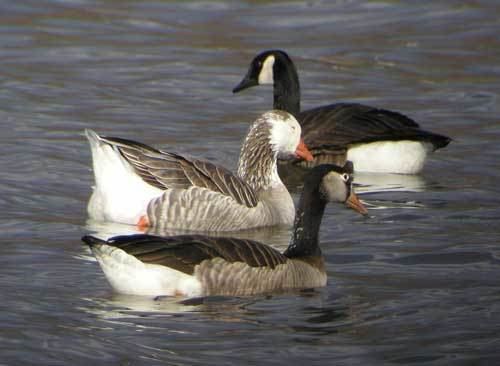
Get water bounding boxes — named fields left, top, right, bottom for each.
left=1, top=1, right=499, bottom=364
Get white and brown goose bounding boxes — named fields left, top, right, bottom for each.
left=233, top=49, right=451, bottom=174
left=86, top=110, right=313, bottom=232
left=82, top=162, right=368, bottom=297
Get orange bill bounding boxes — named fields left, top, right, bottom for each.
left=346, top=191, right=368, bottom=216
left=137, top=215, right=150, bottom=231
left=295, top=138, right=314, bottom=162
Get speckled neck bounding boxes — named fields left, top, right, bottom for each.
left=237, top=117, right=279, bottom=192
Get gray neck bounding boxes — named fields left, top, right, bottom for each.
left=237, top=122, right=278, bottom=192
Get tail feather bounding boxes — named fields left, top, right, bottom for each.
left=82, top=235, right=107, bottom=247
left=85, top=129, right=103, bottom=146
left=85, top=128, right=162, bottom=224
left=428, top=133, right=452, bottom=151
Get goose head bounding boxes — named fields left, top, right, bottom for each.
left=237, top=110, right=313, bottom=190
left=285, top=162, right=367, bottom=258
left=319, top=161, right=367, bottom=215
left=233, top=50, right=292, bottom=92
left=267, top=110, right=312, bottom=162
left=233, top=50, right=300, bottom=115
left=298, top=161, right=367, bottom=216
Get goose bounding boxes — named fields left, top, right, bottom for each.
left=86, top=110, right=313, bottom=232
left=233, top=49, right=451, bottom=174
left=82, top=162, right=368, bottom=297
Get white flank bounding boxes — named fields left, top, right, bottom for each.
left=86, top=129, right=163, bottom=225
left=346, top=140, right=432, bottom=174
left=91, top=244, right=202, bottom=297
left=258, top=55, right=275, bottom=84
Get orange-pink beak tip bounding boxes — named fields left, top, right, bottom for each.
left=346, top=191, right=369, bottom=216
left=296, top=139, right=314, bottom=162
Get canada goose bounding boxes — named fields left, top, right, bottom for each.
left=82, top=162, right=367, bottom=297
left=86, top=110, right=313, bottom=231
left=233, top=49, right=451, bottom=174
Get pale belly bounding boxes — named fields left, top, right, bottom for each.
left=346, top=140, right=433, bottom=174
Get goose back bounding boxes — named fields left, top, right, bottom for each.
left=299, top=103, right=451, bottom=152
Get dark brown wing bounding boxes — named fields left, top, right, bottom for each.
left=299, top=103, right=451, bottom=151
left=83, top=234, right=287, bottom=275
left=100, top=136, right=259, bottom=207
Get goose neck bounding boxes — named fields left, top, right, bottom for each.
left=237, top=126, right=280, bottom=192
left=283, top=182, right=326, bottom=258
left=273, top=62, right=301, bottom=117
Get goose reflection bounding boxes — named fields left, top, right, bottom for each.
left=353, top=172, right=427, bottom=194
left=278, top=165, right=427, bottom=194
left=85, top=219, right=292, bottom=252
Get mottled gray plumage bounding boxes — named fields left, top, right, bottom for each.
left=237, top=114, right=274, bottom=190
left=86, top=110, right=301, bottom=231
left=100, top=135, right=258, bottom=207
left=84, top=234, right=287, bottom=275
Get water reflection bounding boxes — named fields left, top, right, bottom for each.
left=354, top=172, right=427, bottom=194
left=85, top=219, right=144, bottom=239
left=279, top=164, right=427, bottom=194
left=85, top=218, right=293, bottom=250
left=80, top=294, right=200, bottom=320
left=80, top=292, right=271, bottom=322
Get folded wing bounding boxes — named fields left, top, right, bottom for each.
left=95, top=234, right=288, bottom=275
left=300, top=103, right=451, bottom=152
left=100, top=136, right=259, bottom=208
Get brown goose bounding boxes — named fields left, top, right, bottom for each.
left=86, top=110, right=313, bottom=231
left=233, top=49, right=451, bottom=173
left=82, top=162, right=367, bottom=297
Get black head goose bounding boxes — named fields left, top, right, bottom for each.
left=233, top=49, right=451, bottom=174
left=86, top=110, right=313, bottom=232
left=82, top=162, right=368, bottom=297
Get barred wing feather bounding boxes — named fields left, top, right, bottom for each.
left=102, top=234, right=288, bottom=275
left=100, top=136, right=259, bottom=208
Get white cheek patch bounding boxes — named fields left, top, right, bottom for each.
left=258, top=55, right=275, bottom=85
left=287, top=116, right=302, bottom=152
left=269, top=113, right=301, bottom=156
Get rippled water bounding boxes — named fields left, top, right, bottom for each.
left=1, top=1, right=499, bottom=364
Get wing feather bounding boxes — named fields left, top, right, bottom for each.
left=98, top=135, right=259, bottom=207
left=102, top=234, right=287, bottom=275
left=300, top=103, right=451, bottom=151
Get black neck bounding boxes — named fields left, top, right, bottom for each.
left=273, top=59, right=301, bottom=117
left=283, top=175, right=327, bottom=258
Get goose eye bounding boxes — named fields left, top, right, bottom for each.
left=341, top=173, right=350, bottom=182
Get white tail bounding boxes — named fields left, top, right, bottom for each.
left=90, top=243, right=202, bottom=297
left=85, top=129, right=162, bottom=225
